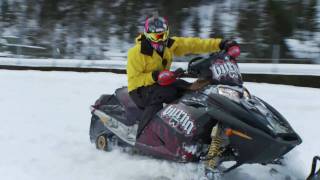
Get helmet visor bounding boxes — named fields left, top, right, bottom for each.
left=145, top=31, right=169, bottom=43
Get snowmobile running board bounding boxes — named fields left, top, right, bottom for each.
left=90, top=106, right=136, bottom=146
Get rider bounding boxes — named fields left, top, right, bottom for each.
left=126, top=13, right=238, bottom=138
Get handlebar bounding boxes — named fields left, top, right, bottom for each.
left=187, top=49, right=239, bottom=77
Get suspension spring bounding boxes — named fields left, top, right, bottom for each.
left=206, top=125, right=224, bottom=169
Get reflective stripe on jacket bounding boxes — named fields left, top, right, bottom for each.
left=126, top=34, right=222, bottom=92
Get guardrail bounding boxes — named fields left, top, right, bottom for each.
left=1, top=57, right=320, bottom=88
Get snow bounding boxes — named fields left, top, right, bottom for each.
left=285, top=38, right=320, bottom=60
left=181, top=1, right=240, bottom=37
left=0, top=70, right=319, bottom=180
left=285, top=1, right=320, bottom=62
left=0, top=52, right=13, bottom=57
left=2, top=57, right=320, bottom=76
left=1, top=43, right=46, bottom=49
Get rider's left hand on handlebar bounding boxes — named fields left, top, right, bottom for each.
left=219, top=40, right=238, bottom=51
left=219, top=40, right=240, bottom=58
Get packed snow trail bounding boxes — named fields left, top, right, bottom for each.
left=0, top=70, right=319, bottom=180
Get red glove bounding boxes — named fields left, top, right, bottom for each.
left=157, top=70, right=176, bottom=86
left=227, top=45, right=241, bottom=58
left=219, top=40, right=241, bottom=58
left=220, top=40, right=238, bottom=49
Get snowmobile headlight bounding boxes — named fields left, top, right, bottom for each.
left=218, top=87, right=241, bottom=102
left=243, top=89, right=251, bottom=100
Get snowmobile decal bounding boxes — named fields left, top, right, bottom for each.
left=210, top=60, right=241, bottom=80
left=161, top=105, right=194, bottom=135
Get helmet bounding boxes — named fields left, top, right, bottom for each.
left=144, top=15, right=169, bottom=52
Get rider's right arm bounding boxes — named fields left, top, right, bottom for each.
left=126, top=48, right=155, bottom=92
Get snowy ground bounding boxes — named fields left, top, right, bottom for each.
left=0, top=70, right=319, bottom=180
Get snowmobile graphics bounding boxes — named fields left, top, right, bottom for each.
left=89, top=48, right=303, bottom=179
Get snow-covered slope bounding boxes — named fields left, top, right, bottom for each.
left=0, top=70, right=319, bottom=180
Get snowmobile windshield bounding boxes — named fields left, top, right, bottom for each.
left=187, top=51, right=243, bottom=86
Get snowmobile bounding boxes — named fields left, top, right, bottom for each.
left=89, top=46, right=303, bottom=179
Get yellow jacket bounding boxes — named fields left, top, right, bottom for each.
left=126, top=34, right=222, bottom=92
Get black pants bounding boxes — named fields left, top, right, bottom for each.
left=129, top=80, right=190, bottom=137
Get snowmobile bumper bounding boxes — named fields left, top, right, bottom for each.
left=207, top=108, right=302, bottom=165
left=90, top=106, right=136, bottom=146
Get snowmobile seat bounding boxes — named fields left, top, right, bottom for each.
left=115, top=87, right=143, bottom=126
